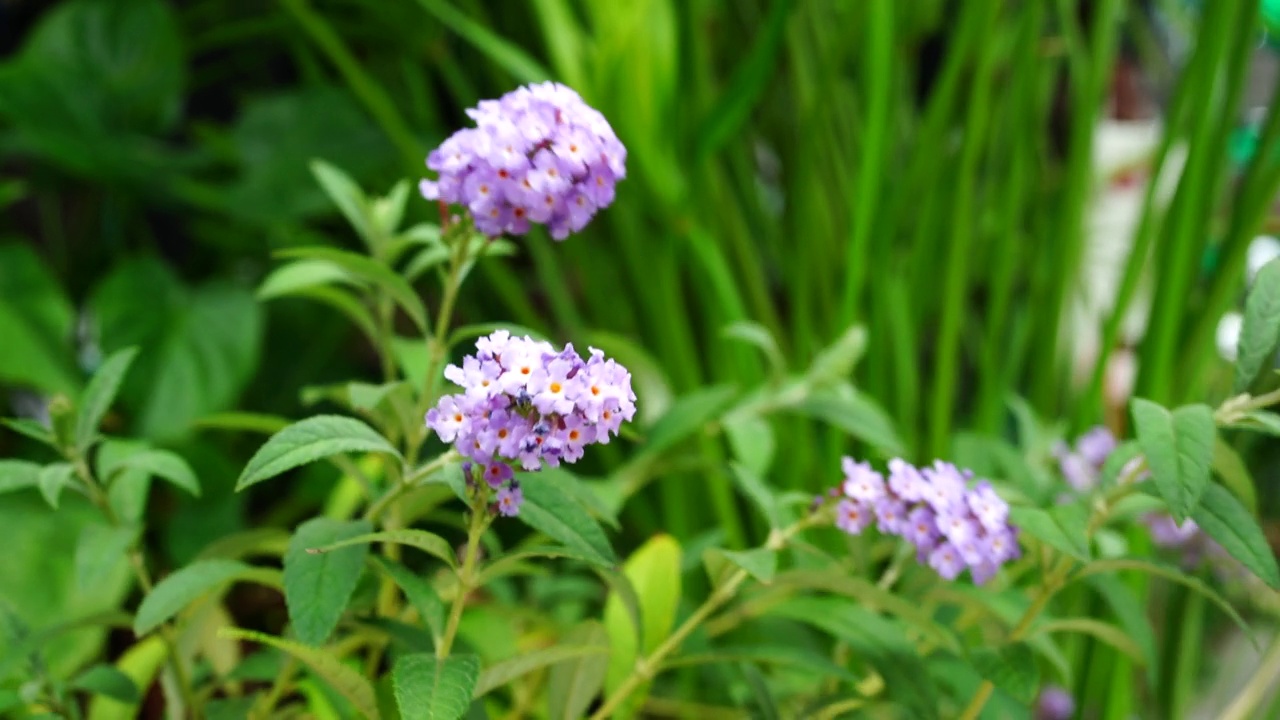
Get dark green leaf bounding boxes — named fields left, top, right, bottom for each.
left=739, top=662, right=781, bottom=720
left=1192, top=482, right=1280, bottom=589
left=284, top=518, right=374, bottom=645
left=393, top=653, right=480, bottom=720
left=74, top=347, right=138, bottom=451
left=220, top=627, right=381, bottom=720
left=1235, top=256, right=1280, bottom=391
left=517, top=473, right=616, bottom=567
left=236, top=415, right=400, bottom=491
left=71, top=663, right=139, bottom=703
left=372, top=556, right=446, bottom=644
left=968, top=643, right=1038, bottom=704
left=1131, top=399, right=1214, bottom=520
left=257, top=259, right=356, bottom=300
left=135, top=559, right=254, bottom=635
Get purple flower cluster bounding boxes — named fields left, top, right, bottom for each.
left=419, top=82, right=626, bottom=240
left=1053, top=425, right=1117, bottom=493
left=1143, top=512, right=1238, bottom=578
left=834, top=458, right=1020, bottom=584
left=426, top=331, right=636, bottom=514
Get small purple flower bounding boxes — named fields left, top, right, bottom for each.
left=1076, top=426, right=1117, bottom=468
left=1145, top=513, right=1200, bottom=548
left=496, top=483, right=524, bottom=517
left=874, top=497, right=909, bottom=535
left=1035, top=685, right=1075, bottom=720
left=887, top=458, right=926, bottom=502
left=903, top=506, right=939, bottom=549
left=420, top=82, right=626, bottom=240
left=835, top=499, right=873, bottom=534
left=920, top=461, right=966, bottom=512
left=966, top=481, right=1009, bottom=532
left=928, top=542, right=966, bottom=580
left=841, top=457, right=886, bottom=502
left=480, top=462, right=513, bottom=489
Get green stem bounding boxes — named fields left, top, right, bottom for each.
left=437, top=496, right=490, bottom=658
left=364, top=450, right=461, bottom=522
left=588, top=518, right=814, bottom=720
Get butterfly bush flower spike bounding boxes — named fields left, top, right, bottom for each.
left=833, top=457, right=1020, bottom=584
left=426, top=331, right=637, bottom=516
left=421, top=82, right=626, bottom=240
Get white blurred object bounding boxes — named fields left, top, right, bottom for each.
left=1217, top=311, right=1244, bottom=362
left=1246, top=235, right=1280, bottom=285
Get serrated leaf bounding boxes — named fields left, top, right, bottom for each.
left=474, top=644, right=609, bottom=698
left=220, top=627, right=381, bottom=720
left=1131, top=399, right=1214, bottom=520
left=257, top=259, right=356, bottom=300
left=393, top=653, right=480, bottom=720
left=1008, top=506, right=1089, bottom=562
left=310, top=160, right=374, bottom=245
left=547, top=621, right=609, bottom=720
left=968, top=643, right=1038, bottom=704
left=704, top=547, right=777, bottom=586
left=517, top=473, right=616, bottom=567
left=372, top=556, right=445, bottom=645
left=603, top=535, right=681, bottom=719
left=38, top=462, right=75, bottom=509
left=75, top=523, right=139, bottom=591
left=0, top=459, right=41, bottom=494
left=236, top=415, right=400, bottom=491
left=74, top=347, right=138, bottom=452
left=793, top=382, right=905, bottom=456
left=309, top=528, right=456, bottom=570
left=135, top=559, right=254, bottom=635
left=284, top=518, right=373, bottom=645
left=277, top=246, right=427, bottom=332
left=1191, top=482, right=1280, bottom=589
left=1235, top=256, right=1280, bottom=391
left=72, top=664, right=140, bottom=703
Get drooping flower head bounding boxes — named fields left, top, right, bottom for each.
left=426, top=331, right=637, bottom=516
left=831, top=457, right=1020, bottom=584
left=420, top=82, right=627, bottom=240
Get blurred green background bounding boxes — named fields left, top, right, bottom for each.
left=4, top=0, right=1280, bottom=713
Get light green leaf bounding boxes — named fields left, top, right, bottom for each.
left=74, top=347, right=138, bottom=452
left=1235, top=256, right=1280, bottom=391
left=1191, top=482, right=1280, bottom=589
left=257, top=259, right=356, bottom=300
left=728, top=462, right=785, bottom=530
left=1232, top=409, right=1280, bottom=436
left=473, top=644, right=609, bottom=698
left=1073, top=558, right=1249, bottom=635
left=807, top=324, right=867, bottom=385
left=604, top=535, right=681, bottom=720
left=276, top=246, right=427, bottom=332
left=0, top=459, right=41, bottom=495
left=309, top=528, right=456, bottom=570
left=72, top=664, right=140, bottom=703
left=722, top=321, right=785, bottom=375
left=75, top=523, right=139, bottom=591
left=135, top=559, right=254, bottom=635
left=1008, top=506, right=1089, bottom=562
left=372, top=180, right=411, bottom=236
left=723, top=415, right=776, bottom=477
left=1131, top=399, right=1214, bottom=520
left=372, top=556, right=445, bottom=644
left=284, top=518, right=374, bottom=645
left=968, top=643, right=1038, bottom=704
left=1033, top=618, right=1145, bottom=664
left=236, top=415, right=400, bottom=491
left=38, top=462, right=76, bottom=509
left=547, top=621, right=610, bottom=720
left=98, top=442, right=199, bottom=497
left=220, top=627, right=381, bottom=720
left=517, top=473, right=616, bottom=568
left=0, top=243, right=79, bottom=395
left=793, top=382, right=905, bottom=456
left=644, top=385, right=738, bottom=456
left=1211, top=436, right=1257, bottom=513
left=704, top=547, right=777, bottom=586
left=286, top=285, right=380, bottom=344
left=1, top=418, right=57, bottom=448
left=393, top=653, right=480, bottom=720
left=310, top=160, right=373, bottom=245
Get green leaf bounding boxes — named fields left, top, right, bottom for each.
left=135, top=559, right=255, bottom=635
left=411, top=0, right=551, bottom=84
left=728, top=462, right=785, bottom=530
left=74, top=347, right=138, bottom=451
left=473, top=644, right=609, bottom=698
left=644, top=385, right=739, bottom=456
left=98, top=441, right=200, bottom=496
left=236, top=415, right=400, bottom=491
left=1073, top=558, right=1250, bottom=635
left=547, top=621, right=610, bottom=720
left=1086, top=575, right=1157, bottom=680
left=0, top=459, right=41, bottom=494
left=1100, top=440, right=1143, bottom=486
left=1191, top=482, right=1280, bottom=589
left=478, top=545, right=609, bottom=586
left=257, top=259, right=357, bottom=300
left=1008, top=506, right=1089, bottom=562
left=1, top=418, right=57, bottom=448
left=793, top=382, right=905, bottom=456
left=1033, top=618, right=1145, bottom=664
left=968, top=643, right=1038, bottom=704
left=739, top=662, right=781, bottom=720
left=220, top=627, right=381, bottom=720
left=38, top=462, right=76, bottom=509
left=517, top=472, right=616, bottom=567
left=309, top=160, right=373, bottom=245
left=1131, top=399, right=1214, bottom=520
left=372, top=556, right=446, bottom=644
left=372, top=181, right=412, bottom=241
left=0, top=243, right=79, bottom=395
left=287, top=285, right=381, bottom=344
left=72, top=664, right=140, bottom=703
left=1230, top=409, right=1280, bottom=436
left=393, top=653, right=480, bottom=720
left=193, top=412, right=291, bottom=435
left=603, top=535, right=681, bottom=719
left=1235, top=256, right=1280, bottom=391
left=309, top=528, right=457, bottom=570
left=284, top=518, right=374, bottom=646
left=721, top=321, right=786, bottom=375
left=516, top=467, right=619, bottom=530
left=276, top=246, right=427, bottom=332
left=74, top=522, right=139, bottom=591
left=704, top=547, right=777, bottom=586
left=723, top=415, right=776, bottom=477
left=806, top=324, right=867, bottom=385
left=1211, top=436, right=1257, bottom=513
